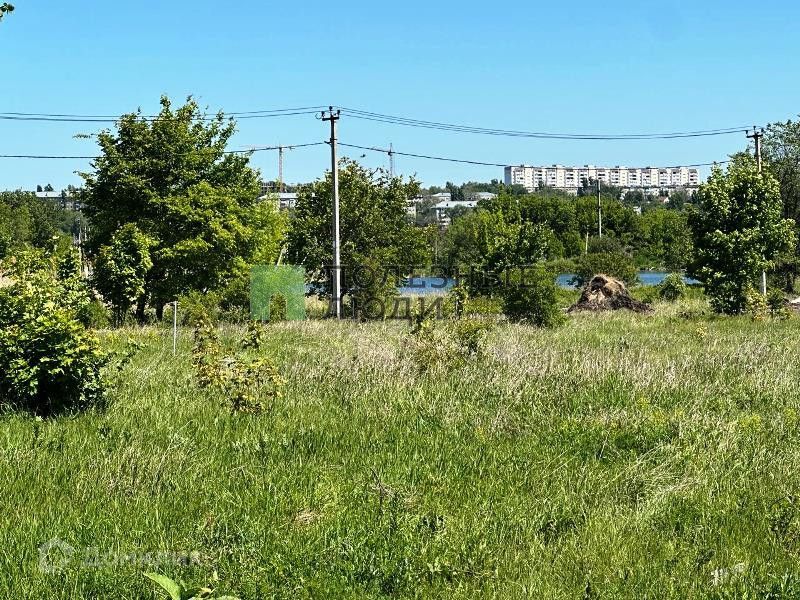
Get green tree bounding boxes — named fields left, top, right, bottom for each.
left=81, top=96, right=266, bottom=320
left=0, top=3, right=13, bottom=21
left=763, top=119, right=800, bottom=290
left=93, top=224, right=155, bottom=325
left=287, top=159, right=428, bottom=306
left=637, top=208, right=692, bottom=271
left=688, top=155, right=796, bottom=314
left=572, top=251, right=638, bottom=287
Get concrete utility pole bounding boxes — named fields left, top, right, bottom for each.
left=597, top=178, right=603, bottom=238
left=388, top=143, right=395, bottom=178
left=322, top=107, right=342, bottom=319
left=748, top=126, right=767, bottom=295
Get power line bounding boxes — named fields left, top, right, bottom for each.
left=340, top=142, right=730, bottom=170
left=338, top=107, right=754, bottom=140
left=0, top=141, right=327, bottom=159
left=0, top=106, right=328, bottom=123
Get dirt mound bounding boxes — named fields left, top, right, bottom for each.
left=569, top=274, right=652, bottom=314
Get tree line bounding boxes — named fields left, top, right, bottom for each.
left=3, top=97, right=800, bottom=323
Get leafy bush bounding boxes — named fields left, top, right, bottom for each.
left=447, top=284, right=469, bottom=318
left=80, top=298, right=112, bottom=329
left=179, top=290, right=222, bottom=326
left=500, top=264, right=564, bottom=327
left=572, top=252, right=638, bottom=288
left=269, top=293, right=287, bottom=323
left=410, top=317, right=494, bottom=372
left=346, top=252, right=401, bottom=321
left=0, top=248, right=108, bottom=415
left=192, top=317, right=285, bottom=413
left=453, top=318, right=493, bottom=358
left=768, top=289, right=789, bottom=319
left=744, top=286, right=767, bottom=321
left=92, top=223, right=154, bottom=325
left=658, top=273, right=687, bottom=302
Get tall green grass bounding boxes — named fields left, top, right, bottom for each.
left=3, top=301, right=800, bottom=598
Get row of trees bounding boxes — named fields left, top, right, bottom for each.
left=4, top=97, right=799, bottom=321
left=440, top=191, right=692, bottom=272
left=0, top=191, right=80, bottom=258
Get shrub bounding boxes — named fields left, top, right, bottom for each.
left=192, top=317, right=285, bottom=413
left=410, top=317, right=494, bottom=372
left=453, top=318, right=493, bottom=358
left=744, top=286, right=767, bottom=321
left=572, top=252, right=638, bottom=288
left=658, top=273, right=687, bottom=302
left=269, top=293, right=288, bottom=323
left=500, top=264, right=564, bottom=328
left=0, top=249, right=108, bottom=415
left=179, top=290, right=221, bottom=326
left=80, top=298, right=112, bottom=329
left=768, top=289, right=789, bottom=319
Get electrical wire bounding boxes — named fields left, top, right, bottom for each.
left=339, top=142, right=730, bottom=170
left=0, top=106, right=328, bottom=123
left=0, top=141, right=328, bottom=159
left=338, top=107, right=753, bottom=140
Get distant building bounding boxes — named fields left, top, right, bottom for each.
left=433, top=199, right=478, bottom=226
left=258, top=192, right=297, bottom=211
left=406, top=195, right=426, bottom=218
left=468, top=191, right=497, bottom=202
left=504, top=164, right=700, bottom=194
left=36, top=190, right=81, bottom=211
left=430, top=192, right=452, bottom=202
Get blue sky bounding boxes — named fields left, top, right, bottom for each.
left=0, top=0, right=798, bottom=190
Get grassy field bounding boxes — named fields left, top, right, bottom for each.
left=4, top=298, right=800, bottom=598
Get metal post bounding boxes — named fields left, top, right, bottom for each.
left=322, top=107, right=342, bottom=318
left=172, top=300, right=178, bottom=355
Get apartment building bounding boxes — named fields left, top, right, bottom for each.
left=504, top=164, right=700, bottom=194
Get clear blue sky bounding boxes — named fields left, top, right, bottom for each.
left=0, top=0, right=798, bottom=190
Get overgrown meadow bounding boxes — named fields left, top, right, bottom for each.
left=4, top=298, right=800, bottom=598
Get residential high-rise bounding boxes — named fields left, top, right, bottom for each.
left=504, top=164, right=700, bottom=194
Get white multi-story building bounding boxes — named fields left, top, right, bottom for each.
left=505, top=164, right=700, bottom=194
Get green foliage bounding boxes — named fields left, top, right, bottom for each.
left=81, top=96, right=272, bottom=319
left=744, top=286, right=767, bottom=321
left=191, top=316, right=284, bottom=413
left=0, top=249, right=108, bottom=415
left=179, top=290, right=222, bottom=326
left=287, top=159, right=428, bottom=299
left=410, top=317, right=494, bottom=371
left=768, top=289, right=790, bottom=319
left=0, top=191, right=79, bottom=258
left=93, top=224, right=154, bottom=325
left=144, top=572, right=239, bottom=600
left=688, top=156, right=796, bottom=314
left=658, top=273, right=687, bottom=302
left=636, top=209, right=692, bottom=270
left=448, top=284, right=469, bottom=318
left=0, top=3, right=13, bottom=21
left=249, top=265, right=306, bottom=322
left=269, top=293, right=287, bottom=323
left=452, top=318, right=494, bottom=358
left=499, top=264, right=565, bottom=327
left=572, top=252, right=638, bottom=288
